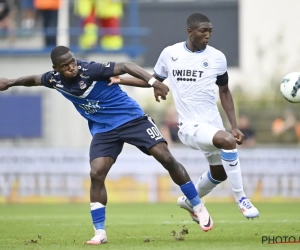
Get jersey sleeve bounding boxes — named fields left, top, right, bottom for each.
left=153, top=48, right=169, bottom=80
left=86, top=61, right=115, bottom=81
left=41, top=71, right=55, bottom=89
left=217, top=52, right=227, bottom=76
left=216, top=72, right=228, bottom=86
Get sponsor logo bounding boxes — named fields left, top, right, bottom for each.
left=49, top=77, right=61, bottom=84
left=172, top=57, right=178, bottom=61
left=78, top=100, right=101, bottom=114
left=172, top=69, right=203, bottom=82
left=229, top=162, right=238, bottom=167
left=173, top=70, right=203, bottom=78
left=80, top=73, right=90, bottom=79
left=101, top=62, right=110, bottom=67
left=56, top=84, right=64, bottom=88
left=203, top=217, right=211, bottom=227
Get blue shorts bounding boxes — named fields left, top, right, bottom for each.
left=90, top=115, right=167, bottom=162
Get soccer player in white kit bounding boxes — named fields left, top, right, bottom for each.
left=109, top=13, right=259, bottom=222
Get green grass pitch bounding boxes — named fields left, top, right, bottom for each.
left=0, top=202, right=299, bottom=250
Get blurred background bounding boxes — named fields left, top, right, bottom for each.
left=0, top=0, right=299, bottom=204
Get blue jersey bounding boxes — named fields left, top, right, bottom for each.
left=41, top=60, right=144, bottom=135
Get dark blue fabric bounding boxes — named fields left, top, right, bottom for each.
left=41, top=60, right=144, bottom=135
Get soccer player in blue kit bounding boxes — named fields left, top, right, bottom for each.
left=0, top=46, right=213, bottom=244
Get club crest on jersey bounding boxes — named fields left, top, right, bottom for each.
left=202, top=59, right=210, bottom=69
left=79, top=80, right=87, bottom=89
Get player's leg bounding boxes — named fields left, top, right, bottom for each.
left=87, top=132, right=124, bottom=245
left=213, top=130, right=259, bottom=218
left=196, top=164, right=227, bottom=198
left=149, top=142, right=213, bottom=231
left=178, top=154, right=227, bottom=223
left=177, top=122, right=258, bottom=219
left=87, top=157, right=113, bottom=245
left=120, top=115, right=213, bottom=231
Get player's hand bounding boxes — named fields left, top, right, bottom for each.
left=232, top=127, right=244, bottom=145
left=0, top=78, right=10, bottom=91
left=108, top=76, right=120, bottom=86
left=152, top=81, right=169, bottom=102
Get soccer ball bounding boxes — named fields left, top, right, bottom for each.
left=280, top=72, right=300, bottom=103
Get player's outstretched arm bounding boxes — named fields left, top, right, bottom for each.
left=109, top=75, right=168, bottom=102
left=111, top=63, right=169, bottom=102
left=109, top=75, right=164, bottom=88
left=0, top=75, right=43, bottom=91
left=112, top=62, right=167, bottom=88
left=113, top=62, right=158, bottom=84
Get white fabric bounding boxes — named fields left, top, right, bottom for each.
left=196, top=171, right=220, bottom=197
left=177, top=120, right=223, bottom=165
left=153, top=42, right=227, bottom=125
left=90, top=202, right=105, bottom=211
left=148, top=77, right=156, bottom=86
left=221, top=155, right=246, bottom=202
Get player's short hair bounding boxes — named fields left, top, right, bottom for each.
left=187, top=13, right=210, bottom=28
left=51, top=46, right=70, bottom=65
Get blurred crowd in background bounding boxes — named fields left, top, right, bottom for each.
left=0, top=0, right=299, bottom=148
left=0, top=0, right=124, bottom=49
left=157, top=103, right=300, bottom=148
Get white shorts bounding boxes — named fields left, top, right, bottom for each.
left=178, top=121, right=225, bottom=165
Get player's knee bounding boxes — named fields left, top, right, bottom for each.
left=89, top=157, right=113, bottom=182
left=90, top=165, right=106, bottom=182
left=217, top=133, right=236, bottom=149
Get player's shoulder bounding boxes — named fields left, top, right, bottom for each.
left=160, top=42, right=185, bottom=59
left=205, top=45, right=226, bottom=59
left=48, top=70, right=61, bottom=80
left=163, top=42, right=185, bottom=52
left=77, top=60, right=112, bottom=70
left=77, top=59, right=93, bottom=70
left=41, top=70, right=61, bottom=88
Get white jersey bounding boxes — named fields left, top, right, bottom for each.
left=154, top=42, right=226, bottom=127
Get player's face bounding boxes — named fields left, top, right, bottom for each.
left=188, top=22, right=212, bottom=51
left=53, top=51, right=78, bottom=78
